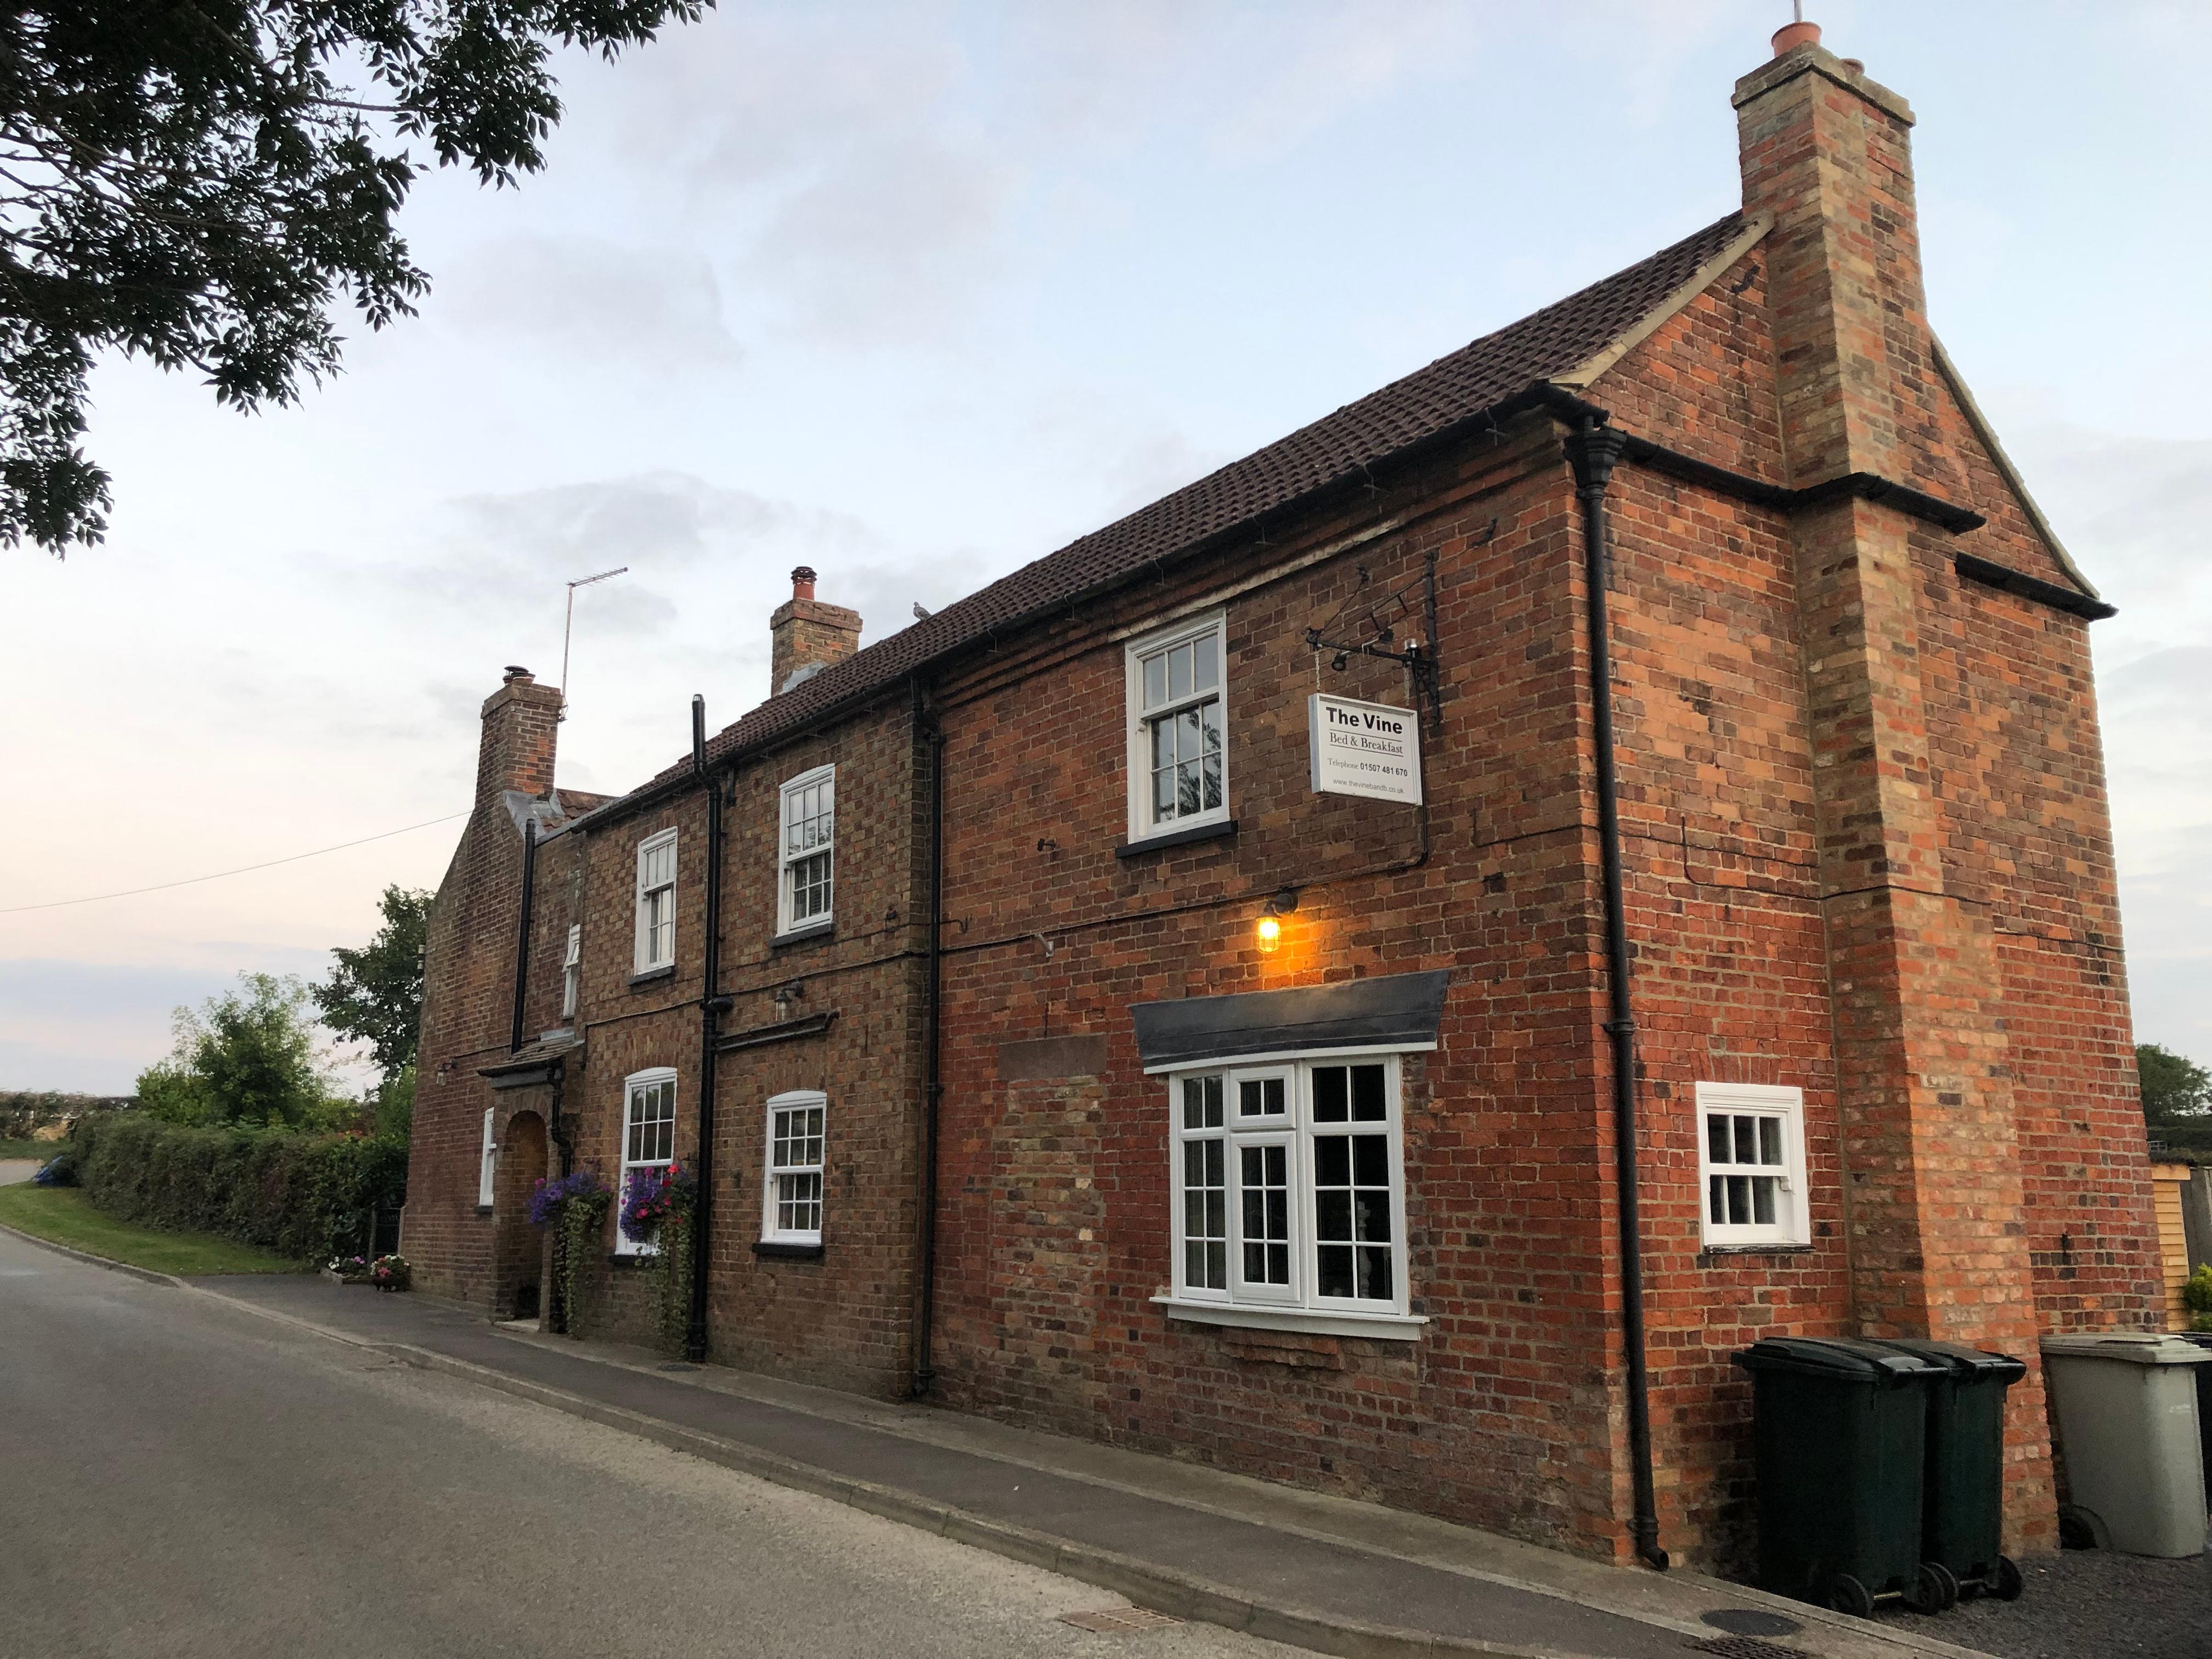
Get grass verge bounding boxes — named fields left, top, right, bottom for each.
left=0, top=1138, right=63, bottom=1160
left=0, top=1186, right=307, bottom=1276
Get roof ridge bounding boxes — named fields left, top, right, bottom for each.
left=584, top=208, right=1753, bottom=822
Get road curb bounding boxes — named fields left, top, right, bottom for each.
left=163, top=1278, right=2000, bottom=1659
left=382, top=1341, right=1551, bottom=1659
left=0, top=1217, right=185, bottom=1287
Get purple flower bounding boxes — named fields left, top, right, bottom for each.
left=527, top=1170, right=609, bottom=1229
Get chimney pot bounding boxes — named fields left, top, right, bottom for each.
left=791, top=566, right=817, bottom=601
left=504, top=665, right=534, bottom=684
left=1841, top=57, right=1865, bottom=76
left=1771, top=20, right=1821, bottom=57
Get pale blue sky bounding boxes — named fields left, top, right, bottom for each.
left=3, top=1, right=2207, bottom=1091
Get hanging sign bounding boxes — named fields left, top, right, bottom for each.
left=1307, top=694, right=1422, bottom=804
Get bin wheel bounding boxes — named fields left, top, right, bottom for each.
left=1994, top=1556, right=2024, bottom=1601
left=1829, top=1574, right=1875, bottom=1617
left=1901, top=1562, right=1956, bottom=1615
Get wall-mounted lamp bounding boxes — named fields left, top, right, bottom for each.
left=772, top=980, right=806, bottom=1019
left=1255, top=888, right=1299, bottom=953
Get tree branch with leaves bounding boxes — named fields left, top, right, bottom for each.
left=0, top=0, right=710, bottom=554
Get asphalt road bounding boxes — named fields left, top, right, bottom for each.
left=0, top=1231, right=1293, bottom=1659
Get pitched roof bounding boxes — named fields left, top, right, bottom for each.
left=608, top=210, right=1752, bottom=815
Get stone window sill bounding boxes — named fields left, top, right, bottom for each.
left=628, top=965, right=676, bottom=990
left=753, top=1239, right=825, bottom=1261
left=1699, top=1242, right=1816, bottom=1258
left=1152, top=1295, right=1426, bottom=1342
left=1116, top=818, right=1237, bottom=860
left=771, top=921, right=834, bottom=950
left=475, top=1204, right=494, bottom=1217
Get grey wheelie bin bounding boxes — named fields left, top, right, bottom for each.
left=1734, top=1337, right=1954, bottom=1615
left=1876, top=1340, right=2027, bottom=1600
left=2182, top=1332, right=2212, bottom=1507
left=2041, top=1331, right=2211, bottom=1557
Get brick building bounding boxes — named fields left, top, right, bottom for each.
left=405, top=24, right=2160, bottom=1575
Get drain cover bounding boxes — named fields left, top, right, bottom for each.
left=1684, top=1638, right=1803, bottom=1659
left=1059, top=1607, right=1184, bottom=1633
left=1698, top=1610, right=1803, bottom=1637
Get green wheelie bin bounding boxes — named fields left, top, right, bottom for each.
left=1734, top=1337, right=1955, bottom=1616
left=1876, top=1340, right=2028, bottom=1601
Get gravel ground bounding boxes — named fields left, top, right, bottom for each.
left=1874, top=1547, right=2212, bottom=1658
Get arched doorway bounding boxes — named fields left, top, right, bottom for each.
left=493, top=1108, right=549, bottom=1321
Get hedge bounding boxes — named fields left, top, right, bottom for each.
left=73, top=1112, right=408, bottom=1263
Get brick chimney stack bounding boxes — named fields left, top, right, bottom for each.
left=476, top=664, right=562, bottom=808
left=1735, top=21, right=2044, bottom=1433
left=769, top=566, right=862, bottom=696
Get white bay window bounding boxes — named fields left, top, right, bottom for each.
left=1159, top=1054, right=1419, bottom=1337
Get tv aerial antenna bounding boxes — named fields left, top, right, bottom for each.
left=559, top=566, right=628, bottom=720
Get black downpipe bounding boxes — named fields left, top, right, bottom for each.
left=1565, top=420, right=1668, bottom=1573
left=510, top=818, right=537, bottom=1054
left=687, top=696, right=727, bottom=1364
left=911, top=678, right=945, bottom=1398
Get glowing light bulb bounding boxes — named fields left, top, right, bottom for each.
left=1255, top=915, right=1283, bottom=952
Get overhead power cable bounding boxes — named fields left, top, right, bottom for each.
left=0, top=812, right=468, bottom=914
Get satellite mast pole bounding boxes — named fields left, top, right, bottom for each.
left=558, top=566, right=629, bottom=721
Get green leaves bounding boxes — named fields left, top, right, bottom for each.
left=0, top=0, right=713, bottom=552
left=2139, top=1042, right=2212, bottom=1126
left=135, top=970, right=346, bottom=1128
left=313, top=883, right=431, bottom=1080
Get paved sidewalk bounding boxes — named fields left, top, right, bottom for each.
left=0, top=1159, right=42, bottom=1186
left=187, top=1273, right=1994, bottom=1659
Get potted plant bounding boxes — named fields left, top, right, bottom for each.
left=620, top=1162, right=698, bottom=1350
left=369, top=1253, right=412, bottom=1292
left=323, top=1254, right=373, bottom=1285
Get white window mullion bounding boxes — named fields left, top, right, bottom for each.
left=763, top=1091, right=827, bottom=1244
left=1695, top=1083, right=1809, bottom=1248
left=777, top=766, right=836, bottom=938
left=634, top=830, right=677, bottom=972
left=1125, top=613, right=1228, bottom=843
left=617, top=1069, right=678, bottom=1256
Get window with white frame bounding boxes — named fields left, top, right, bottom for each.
left=1695, top=1082, right=1810, bottom=1248
left=763, top=1091, right=826, bottom=1245
left=617, top=1069, right=677, bottom=1256
left=477, top=1108, right=496, bottom=1209
left=777, top=766, right=834, bottom=936
left=1125, top=613, right=1226, bottom=840
left=1162, top=1054, right=1413, bottom=1332
left=561, top=924, right=581, bottom=1020
left=634, top=830, right=677, bottom=972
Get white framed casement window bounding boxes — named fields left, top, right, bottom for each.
left=477, top=1108, right=496, bottom=1210
left=617, top=1069, right=677, bottom=1257
left=1158, top=1053, right=1421, bottom=1339
left=634, top=829, right=677, bottom=973
left=762, top=1090, right=826, bottom=1245
left=561, top=924, right=581, bottom=1020
left=1695, top=1082, right=1810, bottom=1249
left=1125, top=612, right=1227, bottom=842
left=776, top=765, right=835, bottom=938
